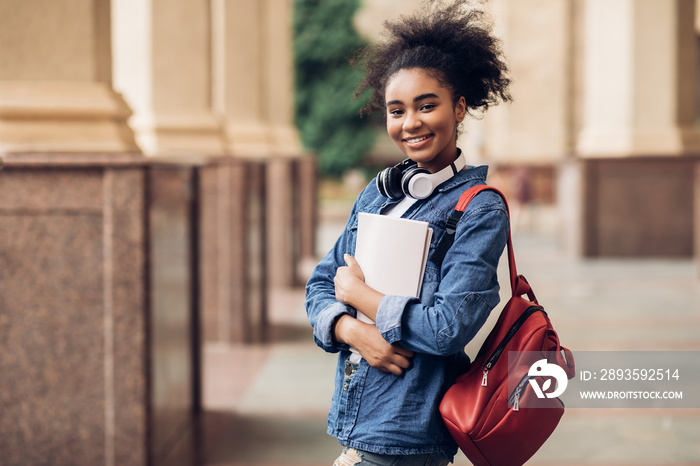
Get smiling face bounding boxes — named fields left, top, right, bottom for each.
left=385, top=68, right=466, bottom=173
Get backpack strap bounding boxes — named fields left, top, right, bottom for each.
left=429, top=208, right=465, bottom=268
left=430, top=185, right=537, bottom=303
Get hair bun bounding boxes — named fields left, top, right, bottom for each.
left=353, top=0, right=511, bottom=116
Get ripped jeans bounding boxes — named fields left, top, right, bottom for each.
left=333, top=447, right=450, bottom=466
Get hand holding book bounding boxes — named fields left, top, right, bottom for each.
left=333, top=213, right=432, bottom=371
left=334, top=213, right=433, bottom=321
left=333, top=314, right=414, bottom=376
left=334, top=254, right=383, bottom=322
left=353, top=213, right=433, bottom=317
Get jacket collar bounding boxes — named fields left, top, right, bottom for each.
left=436, top=164, right=489, bottom=193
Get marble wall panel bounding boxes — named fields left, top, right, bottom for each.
left=0, top=163, right=201, bottom=465
left=148, top=165, right=197, bottom=466
left=197, top=164, right=222, bottom=342
left=696, top=165, right=700, bottom=274
left=581, top=157, right=697, bottom=257
left=0, top=166, right=150, bottom=465
left=0, top=212, right=106, bottom=465
left=107, top=168, right=148, bottom=465
left=197, top=159, right=267, bottom=344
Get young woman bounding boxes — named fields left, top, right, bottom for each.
left=305, top=1, right=512, bottom=464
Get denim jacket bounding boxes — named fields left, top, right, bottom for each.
left=304, top=165, right=509, bottom=460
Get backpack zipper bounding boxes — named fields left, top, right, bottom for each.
left=508, top=374, right=566, bottom=411
left=481, top=306, right=546, bottom=387
left=508, top=374, right=531, bottom=411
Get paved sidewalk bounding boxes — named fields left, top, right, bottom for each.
left=201, top=230, right=700, bottom=465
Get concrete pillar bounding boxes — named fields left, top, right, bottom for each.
left=0, top=154, right=201, bottom=466
left=212, top=0, right=307, bottom=289
left=112, top=0, right=226, bottom=156
left=0, top=156, right=149, bottom=465
left=212, top=0, right=272, bottom=155
left=198, top=157, right=268, bottom=344
left=695, top=165, right=700, bottom=275
left=577, top=0, right=700, bottom=156
left=212, top=0, right=302, bottom=155
left=262, top=0, right=302, bottom=155
left=482, top=0, right=575, bottom=165
left=214, top=0, right=303, bottom=156
left=563, top=0, right=700, bottom=257
left=0, top=0, right=138, bottom=153
left=0, top=2, right=202, bottom=464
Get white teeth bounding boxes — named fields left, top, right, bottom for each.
left=406, top=136, right=429, bottom=143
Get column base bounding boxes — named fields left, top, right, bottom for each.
left=0, top=81, right=139, bottom=153
left=131, top=113, right=227, bottom=156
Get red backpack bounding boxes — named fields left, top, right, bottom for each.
left=438, top=185, right=575, bottom=466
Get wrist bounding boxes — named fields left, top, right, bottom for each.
left=333, top=314, right=356, bottom=346
left=344, top=277, right=368, bottom=309
left=353, top=286, right=384, bottom=322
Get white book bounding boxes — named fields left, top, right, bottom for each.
left=353, top=212, right=433, bottom=324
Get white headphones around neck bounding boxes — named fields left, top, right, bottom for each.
left=376, top=150, right=466, bottom=200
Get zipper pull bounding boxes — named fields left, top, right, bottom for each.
left=481, top=368, right=489, bottom=386
left=512, top=383, right=524, bottom=411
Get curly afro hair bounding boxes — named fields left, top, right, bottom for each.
left=353, top=0, right=511, bottom=117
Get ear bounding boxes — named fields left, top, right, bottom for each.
left=455, top=96, right=467, bottom=123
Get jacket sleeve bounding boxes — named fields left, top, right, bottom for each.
left=304, top=195, right=361, bottom=353
left=374, top=192, right=509, bottom=356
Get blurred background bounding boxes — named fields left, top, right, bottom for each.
left=1, top=0, right=699, bottom=465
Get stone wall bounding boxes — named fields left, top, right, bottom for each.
left=0, top=155, right=200, bottom=465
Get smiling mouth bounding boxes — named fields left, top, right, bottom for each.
left=404, top=135, right=432, bottom=144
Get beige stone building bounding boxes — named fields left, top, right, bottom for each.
left=1, top=0, right=699, bottom=465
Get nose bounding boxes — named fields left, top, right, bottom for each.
left=403, top=111, right=422, bottom=132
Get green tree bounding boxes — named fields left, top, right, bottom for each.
left=293, top=0, right=376, bottom=177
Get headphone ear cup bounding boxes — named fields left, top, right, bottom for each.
left=377, top=166, right=405, bottom=200
left=401, top=167, right=431, bottom=199
left=376, top=167, right=390, bottom=197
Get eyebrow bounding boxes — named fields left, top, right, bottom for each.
left=386, top=93, right=440, bottom=107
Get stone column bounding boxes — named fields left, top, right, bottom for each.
left=262, top=0, right=302, bottom=155
left=458, top=0, right=576, bottom=219
left=695, top=165, right=700, bottom=276
left=0, top=2, right=200, bottom=464
left=198, top=157, right=268, bottom=344
left=0, top=155, right=201, bottom=466
left=112, top=0, right=226, bottom=156
left=562, top=0, right=700, bottom=257
left=482, top=0, right=575, bottom=165
left=211, top=0, right=302, bottom=155
left=577, top=0, right=699, bottom=156
left=262, top=0, right=312, bottom=288
left=0, top=0, right=138, bottom=153
left=0, top=155, right=149, bottom=466
left=211, top=0, right=272, bottom=154
left=212, top=0, right=310, bottom=290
